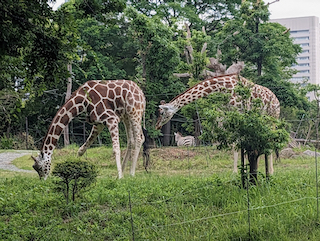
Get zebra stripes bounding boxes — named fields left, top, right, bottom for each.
left=174, top=132, right=195, bottom=147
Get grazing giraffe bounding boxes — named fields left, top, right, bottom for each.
left=155, top=74, right=280, bottom=174
left=174, top=132, right=195, bottom=147
left=32, top=80, right=145, bottom=179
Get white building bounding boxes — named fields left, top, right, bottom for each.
left=270, top=16, right=320, bottom=100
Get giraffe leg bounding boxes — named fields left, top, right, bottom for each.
left=107, top=119, right=123, bottom=179
left=78, top=124, right=105, bottom=156
left=269, top=153, right=274, bottom=175
left=122, top=118, right=134, bottom=172
left=130, top=118, right=144, bottom=176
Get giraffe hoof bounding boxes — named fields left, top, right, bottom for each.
left=77, top=148, right=85, bottom=156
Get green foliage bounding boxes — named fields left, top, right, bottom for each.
left=213, top=0, right=304, bottom=109
left=129, top=0, right=241, bottom=33
left=202, top=84, right=289, bottom=153
left=0, top=133, right=36, bottom=150
left=200, top=83, right=289, bottom=183
left=0, top=89, right=22, bottom=137
left=125, top=7, right=184, bottom=133
left=69, top=0, right=126, bottom=21
left=0, top=135, right=14, bottom=149
left=52, top=158, right=98, bottom=204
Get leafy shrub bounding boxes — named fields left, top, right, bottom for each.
left=13, top=132, right=36, bottom=149
left=52, top=158, right=99, bottom=204
left=0, top=133, right=36, bottom=149
left=0, top=135, right=14, bottom=149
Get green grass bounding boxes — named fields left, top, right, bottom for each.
left=1, top=146, right=320, bottom=240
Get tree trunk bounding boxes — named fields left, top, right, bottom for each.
left=162, top=121, right=171, bottom=146
left=248, top=150, right=259, bottom=185
left=241, top=148, right=246, bottom=188
left=194, top=116, right=201, bottom=146
left=265, top=154, right=269, bottom=180
left=64, top=63, right=72, bottom=146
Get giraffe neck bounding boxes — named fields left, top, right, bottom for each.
left=170, top=74, right=239, bottom=111
left=41, top=96, right=86, bottom=156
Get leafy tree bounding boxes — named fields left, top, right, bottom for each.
left=17, top=0, right=127, bottom=144
left=201, top=84, right=289, bottom=184
left=52, top=158, right=98, bottom=204
left=129, top=0, right=241, bottom=33
left=174, top=26, right=211, bottom=142
left=0, top=90, right=22, bottom=137
left=125, top=7, right=184, bottom=134
left=214, top=0, right=307, bottom=110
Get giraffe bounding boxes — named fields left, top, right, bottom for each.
left=155, top=73, right=280, bottom=174
left=32, top=80, right=145, bottom=180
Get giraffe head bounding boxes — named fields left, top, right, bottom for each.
left=31, top=152, right=51, bottom=180
left=155, top=101, right=177, bottom=130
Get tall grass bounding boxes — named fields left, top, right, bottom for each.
left=1, top=146, right=320, bottom=240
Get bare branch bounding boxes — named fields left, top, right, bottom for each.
left=225, top=61, right=245, bottom=74
left=173, top=73, right=192, bottom=78
left=184, top=23, right=194, bottom=62
left=207, top=57, right=226, bottom=74
left=201, top=42, right=207, bottom=55
left=185, top=23, right=191, bottom=39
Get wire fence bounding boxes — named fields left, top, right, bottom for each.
left=15, top=92, right=320, bottom=240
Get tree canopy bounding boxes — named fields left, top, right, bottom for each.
left=0, top=0, right=312, bottom=151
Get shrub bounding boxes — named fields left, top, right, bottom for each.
left=52, top=158, right=99, bottom=204
left=0, top=135, right=14, bottom=149
left=0, top=133, right=36, bottom=149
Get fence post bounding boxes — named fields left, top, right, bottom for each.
left=246, top=164, right=251, bottom=240
left=25, top=117, right=28, bottom=150
left=187, top=145, right=190, bottom=177
left=128, top=191, right=135, bottom=241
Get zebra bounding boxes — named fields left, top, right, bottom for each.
left=174, top=132, right=195, bottom=147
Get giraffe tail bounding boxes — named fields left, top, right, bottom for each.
left=143, top=110, right=146, bottom=129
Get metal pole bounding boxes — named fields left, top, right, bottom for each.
left=128, top=191, right=135, bottom=241
left=315, top=93, right=319, bottom=221
left=246, top=164, right=251, bottom=240
left=25, top=117, right=28, bottom=150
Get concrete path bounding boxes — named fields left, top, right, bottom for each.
left=0, top=150, right=36, bottom=173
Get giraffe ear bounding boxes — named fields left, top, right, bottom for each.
left=159, top=105, right=169, bottom=111
left=31, top=156, right=37, bottom=162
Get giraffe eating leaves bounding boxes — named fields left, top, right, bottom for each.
left=156, top=74, right=280, bottom=129
left=155, top=74, right=280, bottom=174
left=32, top=80, right=145, bottom=179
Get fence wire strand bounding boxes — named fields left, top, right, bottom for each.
left=134, top=197, right=316, bottom=232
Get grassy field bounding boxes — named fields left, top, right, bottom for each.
left=1, top=145, right=320, bottom=240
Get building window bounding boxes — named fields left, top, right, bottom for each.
left=295, top=36, right=309, bottom=40
left=299, top=70, right=310, bottom=73
left=298, top=63, right=309, bottom=67
left=290, top=30, right=309, bottom=34
left=297, top=56, right=309, bottom=60
left=300, top=43, right=309, bottom=47
left=302, top=50, right=309, bottom=53
left=291, top=76, right=310, bottom=81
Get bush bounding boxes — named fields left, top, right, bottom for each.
left=52, top=158, right=99, bottom=204
left=0, top=133, right=36, bottom=150
left=0, top=135, right=14, bottom=149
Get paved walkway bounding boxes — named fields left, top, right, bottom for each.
left=0, top=150, right=36, bottom=173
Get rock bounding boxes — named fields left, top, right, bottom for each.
left=303, top=150, right=320, bottom=157
left=280, top=148, right=295, bottom=158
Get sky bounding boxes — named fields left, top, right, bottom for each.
left=49, top=0, right=320, bottom=20
left=268, top=0, right=320, bottom=20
